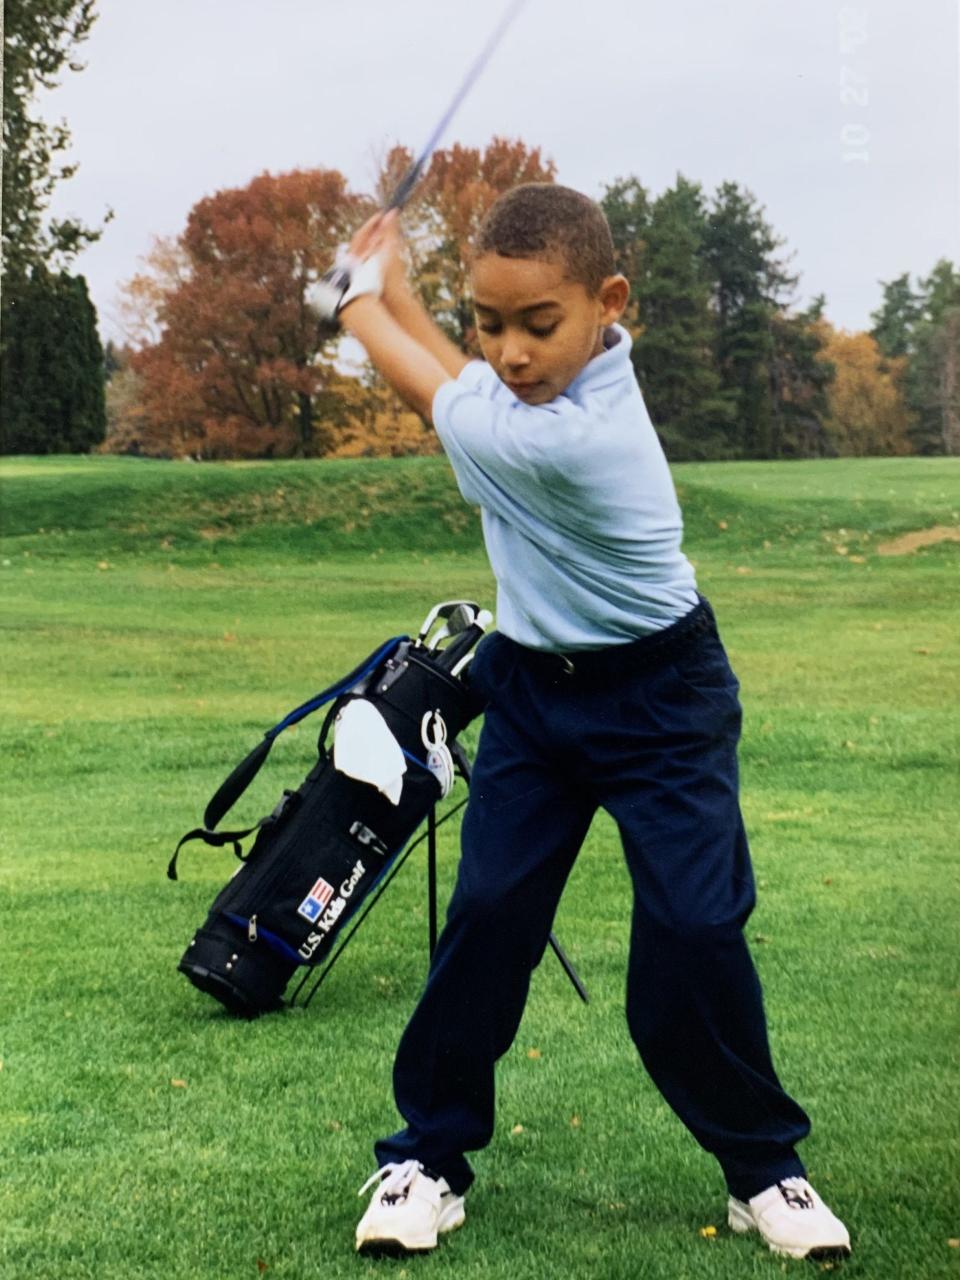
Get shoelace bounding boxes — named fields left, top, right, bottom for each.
left=778, top=1177, right=816, bottom=1210
left=357, top=1158, right=422, bottom=1204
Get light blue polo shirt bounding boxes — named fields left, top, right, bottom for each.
left=432, top=323, right=699, bottom=652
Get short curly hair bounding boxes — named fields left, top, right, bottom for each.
left=472, top=183, right=616, bottom=295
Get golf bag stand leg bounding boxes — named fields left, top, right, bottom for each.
left=296, top=749, right=589, bottom=1009
left=428, top=805, right=438, bottom=956
left=450, top=744, right=589, bottom=1004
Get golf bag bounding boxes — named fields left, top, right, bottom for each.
left=170, top=602, right=489, bottom=1018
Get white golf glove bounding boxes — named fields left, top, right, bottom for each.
left=305, top=246, right=384, bottom=328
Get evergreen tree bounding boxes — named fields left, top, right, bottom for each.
left=703, top=182, right=797, bottom=457
left=2, top=0, right=109, bottom=453
left=768, top=296, right=836, bottom=457
left=1, top=269, right=106, bottom=453
left=103, top=339, right=123, bottom=380
left=630, top=175, right=736, bottom=459
left=870, top=272, right=923, bottom=359
left=907, top=260, right=960, bottom=454
left=600, top=177, right=650, bottom=333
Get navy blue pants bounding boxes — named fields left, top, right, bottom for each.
left=376, top=598, right=810, bottom=1201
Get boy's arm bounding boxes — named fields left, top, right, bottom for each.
left=380, top=279, right=472, bottom=382
left=351, top=208, right=471, bottom=383
left=339, top=296, right=453, bottom=423
left=335, top=209, right=472, bottom=420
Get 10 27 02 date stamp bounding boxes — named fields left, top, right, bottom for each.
left=838, top=5, right=870, bottom=164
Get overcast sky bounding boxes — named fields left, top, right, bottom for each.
left=40, top=0, right=960, bottom=344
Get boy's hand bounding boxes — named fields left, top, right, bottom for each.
left=304, top=212, right=391, bottom=325
left=305, top=242, right=383, bottom=326
left=337, top=208, right=469, bottom=397
left=349, top=210, right=410, bottom=312
left=307, top=211, right=408, bottom=327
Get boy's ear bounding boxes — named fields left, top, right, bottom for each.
left=598, top=274, right=630, bottom=324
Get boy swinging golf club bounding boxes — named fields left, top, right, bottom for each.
left=309, top=184, right=851, bottom=1263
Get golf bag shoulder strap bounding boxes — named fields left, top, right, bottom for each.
left=167, top=823, right=261, bottom=881
left=202, top=635, right=406, bottom=832
left=203, top=737, right=274, bottom=834
left=171, top=787, right=302, bottom=882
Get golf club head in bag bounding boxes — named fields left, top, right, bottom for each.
left=172, top=602, right=492, bottom=1017
left=415, top=599, right=480, bottom=648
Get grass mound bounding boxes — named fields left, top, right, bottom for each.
left=0, top=455, right=478, bottom=561
left=3, top=454, right=958, bottom=565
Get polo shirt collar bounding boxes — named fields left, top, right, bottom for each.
left=564, top=323, right=634, bottom=398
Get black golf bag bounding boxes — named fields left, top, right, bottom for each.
left=170, top=603, right=488, bottom=1018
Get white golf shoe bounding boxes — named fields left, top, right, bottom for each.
left=355, top=1159, right=466, bottom=1254
left=728, top=1176, right=851, bottom=1260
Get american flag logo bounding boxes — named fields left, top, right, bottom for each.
left=297, top=875, right=335, bottom=923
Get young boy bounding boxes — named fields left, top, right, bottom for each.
left=327, top=184, right=850, bottom=1262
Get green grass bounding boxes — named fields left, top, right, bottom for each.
left=1, top=454, right=958, bottom=1280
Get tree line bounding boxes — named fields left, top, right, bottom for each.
left=2, top=3, right=958, bottom=461
left=101, top=153, right=960, bottom=462
left=602, top=176, right=958, bottom=458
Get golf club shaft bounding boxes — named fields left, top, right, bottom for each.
left=385, top=0, right=530, bottom=211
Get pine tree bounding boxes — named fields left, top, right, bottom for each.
left=907, top=260, right=960, bottom=454
left=768, top=297, right=836, bottom=457
left=703, top=182, right=797, bottom=457
left=630, top=176, right=736, bottom=459
left=600, top=177, right=650, bottom=334
left=870, top=273, right=923, bottom=359
left=2, top=1, right=109, bottom=454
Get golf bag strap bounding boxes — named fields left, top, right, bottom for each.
left=203, top=737, right=273, bottom=833
left=167, top=823, right=262, bottom=881
left=202, top=635, right=406, bottom=831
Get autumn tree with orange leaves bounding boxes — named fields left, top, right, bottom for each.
left=123, top=169, right=372, bottom=457
left=814, top=322, right=913, bottom=455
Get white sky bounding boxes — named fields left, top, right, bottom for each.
left=39, top=0, right=960, bottom=344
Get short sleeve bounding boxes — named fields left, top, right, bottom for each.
left=432, top=362, right=584, bottom=515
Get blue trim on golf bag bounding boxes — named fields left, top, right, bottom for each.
left=224, top=914, right=304, bottom=966
left=222, top=817, right=410, bottom=967
left=265, top=635, right=405, bottom=741
left=202, top=636, right=406, bottom=832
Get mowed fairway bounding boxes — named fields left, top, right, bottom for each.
left=1, top=455, right=958, bottom=1280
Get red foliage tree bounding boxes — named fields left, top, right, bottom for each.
left=120, top=143, right=555, bottom=457
left=127, top=169, right=372, bottom=457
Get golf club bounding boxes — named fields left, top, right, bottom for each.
left=449, top=650, right=475, bottom=679
left=435, top=609, right=494, bottom=672
left=415, top=599, right=481, bottom=648
left=427, top=602, right=478, bottom=651
left=310, top=0, right=530, bottom=326
left=384, top=0, right=531, bottom=212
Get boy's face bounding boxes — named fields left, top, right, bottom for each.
left=470, top=253, right=629, bottom=405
